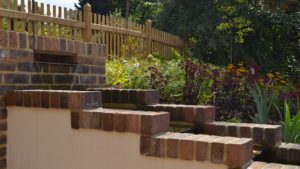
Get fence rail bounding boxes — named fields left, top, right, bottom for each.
left=0, top=0, right=186, bottom=58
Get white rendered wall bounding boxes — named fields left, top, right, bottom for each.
left=7, top=107, right=227, bottom=169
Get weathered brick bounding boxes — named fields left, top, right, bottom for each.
left=60, top=39, right=67, bottom=52
left=151, top=133, right=173, bottom=157
left=115, top=113, right=127, bottom=132
left=29, top=35, right=36, bottom=49
left=140, top=112, right=169, bottom=135
left=19, top=33, right=28, bottom=48
left=5, top=91, right=16, bottom=106
left=80, top=76, right=97, bottom=84
left=276, top=143, right=290, bottom=163
left=73, top=41, right=80, bottom=54
left=9, top=49, right=33, bottom=61
left=59, top=92, right=68, bottom=108
left=0, top=121, right=7, bottom=131
left=140, top=135, right=152, bottom=155
left=50, top=92, right=60, bottom=108
left=87, top=43, right=92, bottom=56
left=55, top=75, right=74, bottom=84
left=0, top=30, right=8, bottom=47
left=48, top=64, right=70, bottom=73
left=126, top=114, right=139, bottom=133
left=4, top=74, right=29, bottom=84
left=17, top=62, right=36, bottom=72
left=31, top=91, right=41, bottom=107
left=194, top=106, right=215, bottom=125
left=80, top=42, right=86, bottom=56
left=15, top=91, right=24, bottom=106
left=240, top=124, right=252, bottom=138
left=287, top=144, right=300, bottom=165
left=102, top=112, right=115, bottom=131
left=0, top=109, right=7, bottom=119
left=215, top=123, right=227, bottom=136
left=44, top=37, right=52, bottom=51
left=31, top=75, right=54, bottom=84
left=52, top=38, right=60, bottom=51
left=0, top=133, right=7, bottom=144
left=67, top=40, right=74, bottom=53
left=227, top=124, right=239, bottom=137
left=41, top=91, right=49, bottom=108
left=9, top=31, right=18, bottom=48
left=226, top=138, right=253, bottom=169
left=80, top=92, right=101, bottom=109
left=71, top=65, right=89, bottom=74
left=264, top=125, right=282, bottom=147
left=253, top=126, right=264, bottom=144
left=181, top=106, right=195, bottom=123
left=0, top=158, right=6, bottom=168
left=90, top=112, right=102, bottom=129
left=137, top=90, right=159, bottom=105
left=23, top=92, right=32, bottom=107
left=37, top=36, right=44, bottom=50
left=0, top=147, right=6, bottom=157
left=0, top=62, right=16, bottom=71
left=71, top=111, right=80, bottom=129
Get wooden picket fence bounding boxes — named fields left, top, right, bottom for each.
left=0, top=0, right=186, bottom=58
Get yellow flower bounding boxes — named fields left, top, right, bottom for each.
left=267, top=73, right=274, bottom=79
left=280, top=80, right=286, bottom=84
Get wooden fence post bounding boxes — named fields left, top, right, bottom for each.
left=83, top=3, right=92, bottom=42
left=145, top=19, right=152, bottom=54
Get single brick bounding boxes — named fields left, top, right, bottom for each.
left=239, top=124, right=253, bottom=138
left=263, top=125, right=282, bottom=147
left=67, top=40, right=74, bottom=53
left=49, top=92, right=60, bottom=108
left=276, top=143, right=291, bottom=163
left=0, top=109, right=7, bottom=119
left=140, top=112, right=169, bottom=135
left=0, top=121, right=7, bottom=131
left=253, top=125, right=264, bottom=145
left=52, top=38, right=60, bottom=51
left=29, top=35, right=36, bottom=49
left=0, top=158, right=6, bottom=168
left=68, top=92, right=81, bottom=109
left=0, top=30, right=8, bottom=47
left=31, top=75, right=54, bottom=84
left=287, top=144, right=300, bottom=165
left=0, top=133, right=7, bottom=144
left=227, top=124, right=239, bottom=137
left=80, top=42, right=86, bottom=56
left=80, top=92, right=101, bottom=109
left=90, top=112, right=102, bottom=129
left=4, top=74, right=30, bottom=84
left=74, top=41, right=80, bottom=54
left=17, top=62, right=36, bottom=72
left=15, top=91, right=24, bottom=106
left=19, top=33, right=28, bottom=48
left=71, top=111, right=80, bottom=129
left=226, top=138, right=253, bottom=169
left=60, top=39, right=67, bottom=52
left=44, top=37, right=52, bottom=51
left=181, top=106, right=195, bottom=123
left=31, top=91, right=41, bottom=107
left=102, top=112, right=115, bottom=131
left=215, top=122, right=227, bottom=136
left=37, top=36, right=44, bottom=50
left=80, top=76, right=97, bottom=85
left=59, top=92, right=68, bottom=109
left=23, top=92, right=32, bottom=107
left=194, top=106, right=215, bottom=125
left=5, top=91, right=16, bottom=106
left=115, top=113, right=127, bottom=132
left=137, top=90, right=159, bottom=105
left=140, top=135, right=152, bottom=155
left=204, top=122, right=217, bottom=135
left=55, top=75, right=74, bottom=84
left=0, top=62, right=16, bottom=71
left=119, top=90, right=129, bottom=103
left=0, top=147, right=6, bottom=157
left=9, top=49, right=33, bottom=61
left=126, top=114, right=139, bottom=133
left=87, top=43, right=92, bottom=56
left=9, top=31, right=18, bottom=48
left=80, top=111, right=92, bottom=128
left=41, top=91, right=49, bottom=108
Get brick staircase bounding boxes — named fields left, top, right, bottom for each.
left=4, top=89, right=300, bottom=168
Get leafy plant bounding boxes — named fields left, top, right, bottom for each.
left=251, top=82, right=278, bottom=124
left=281, top=100, right=300, bottom=143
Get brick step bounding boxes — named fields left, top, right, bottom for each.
left=141, top=132, right=253, bottom=169
left=146, top=104, right=215, bottom=125
left=5, top=90, right=102, bottom=110
left=275, top=143, right=300, bottom=166
left=204, top=122, right=282, bottom=147
left=71, top=108, right=169, bottom=135
left=88, top=88, right=159, bottom=106
left=249, top=161, right=300, bottom=169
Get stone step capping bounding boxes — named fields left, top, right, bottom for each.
left=71, top=109, right=170, bottom=134
left=5, top=90, right=102, bottom=110
left=141, top=132, right=253, bottom=169
left=249, top=161, right=300, bottom=169
left=275, top=143, right=300, bottom=165
left=88, top=88, right=160, bottom=106
left=146, top=104, right=215, bottom=125
left=204, top=122, right=282, bottom=147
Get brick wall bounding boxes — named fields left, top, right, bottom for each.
left=0, top=30, right=106, bottom=168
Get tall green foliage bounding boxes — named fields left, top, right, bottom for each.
left=250, top=82, right=278, bottom=124
left=281, top=100, right=300, bottom=143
